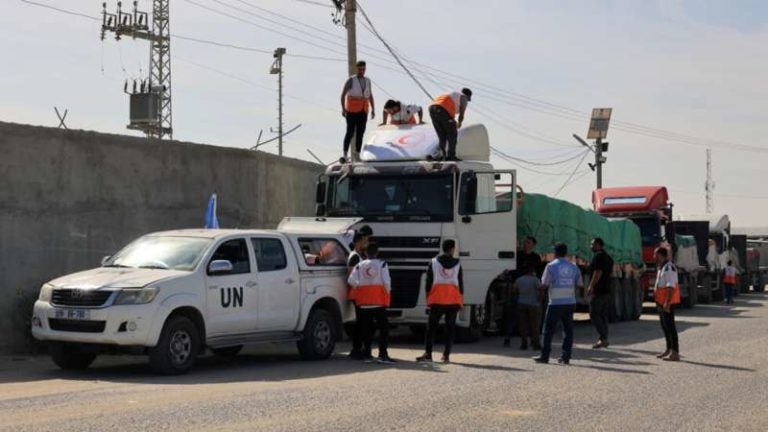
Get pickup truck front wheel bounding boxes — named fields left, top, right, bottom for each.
left=149, top=315, right=200, bottom=375
left=297, top=308, right=337, bottom=360
left=49, top=343, right=97, bottom=370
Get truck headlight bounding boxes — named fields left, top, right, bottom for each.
left=38, top=284, right=55, bottom=302
left=114, top=287, right=159, bottom=305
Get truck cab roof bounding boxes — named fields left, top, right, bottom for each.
left=593, top=186, right=669, bottom=214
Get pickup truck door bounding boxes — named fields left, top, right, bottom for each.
left=205, top=237, right=258, bottom=336
left=251, top=236, right=300, bottom=331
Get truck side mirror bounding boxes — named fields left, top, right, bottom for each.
left=208, top=260, right=234, bottom=275
left=315, top=181, right=326, bottom=204
left=460, top=173, right=478, bottom=215
left=315, top=203, right=326, bottom=217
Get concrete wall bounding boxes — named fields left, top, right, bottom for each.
left=0, top=121, right=322, bottom=352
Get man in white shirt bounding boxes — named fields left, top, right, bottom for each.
left=380, top=100, right=424, bottom=125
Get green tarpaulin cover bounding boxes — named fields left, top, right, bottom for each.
left=517, top=193, right=642, bottom=266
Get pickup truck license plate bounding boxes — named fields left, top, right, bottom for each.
left=55, top=309, right=90, bottom=320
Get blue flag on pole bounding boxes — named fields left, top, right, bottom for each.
left=204, top=193, right=220, bottom=229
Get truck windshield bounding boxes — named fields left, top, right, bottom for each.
left=327, top=174, right=453, bottom=222
left=107, top=236, right=212, bottom=271
left=633, top=217, right=662, bottom=246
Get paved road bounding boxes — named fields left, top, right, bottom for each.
left=1, top=295, right=767, bottom=432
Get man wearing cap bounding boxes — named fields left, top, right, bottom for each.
left=429, top=88, right=472, bottom=161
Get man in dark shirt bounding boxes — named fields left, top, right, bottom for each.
left=588, top=237, right=614, bottom=349
left=504, top=236, right=544, bottom=346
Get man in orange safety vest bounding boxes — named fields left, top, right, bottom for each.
left=417, top=239, right=463, bottom=364
left=654, top=247, right=681, bottom=361
left=428, top=88, right=471, bottom=161
left=347, top=242, right=395, bottom=364
left=340, top=60, right=375, bottom=161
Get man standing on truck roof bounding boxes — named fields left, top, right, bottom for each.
left=380, top=100, right=424, bottom=125
left=417, top=239, right=464, bottom=364
left=348, top=242, right=396, bottom=364
left=429, top=88, right=472, bottom=161
left=341, top=60, right=375, bottom=162
left=347, top=232, right=369, bottom=360
left=534, top=242, right=582, bottom=365
left=654, top=247, right=681, bottom=361
left=588, top=238, right=614, bottom=349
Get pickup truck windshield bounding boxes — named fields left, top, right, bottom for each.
left=327, top=174, right=453, bottom=222
left=108, top=236, right=212, bottom=271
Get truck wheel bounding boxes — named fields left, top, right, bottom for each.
left=211, top=345, right=243, bottom=358
left=701, top=275, right=713, bottom=304
left=456, top=305, right=483, bottom=343
left=622, top=279, right=634, bottom=320
left=297, top=308, right=337, bottom=360
left=149, top=315, right=200, bottom=375
left=608, top=279, right=621, bottom=323
left=49, top=343, right=97, bottom=370
left=409, top=324, right=426, bottom=339
left=630, top=278, right=643, bottom=320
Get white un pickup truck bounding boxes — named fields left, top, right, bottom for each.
left=31, top=217, right=357, bottom=374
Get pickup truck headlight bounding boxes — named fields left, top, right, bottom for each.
left=38, top=284, right=55, bottom=302
left=114, top=287, right=159, bottom=305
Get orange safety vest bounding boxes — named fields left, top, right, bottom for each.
left=432, top=92, right=462, bottom=118
left=654, top=262, right=681, bottom=305
left=723, top=267, right=737, bottom=285
left=351, top=259, right=390, bottom=307
left=345, top=76, right=371, bottom=113
left=427, top=258, right=463, bottom=306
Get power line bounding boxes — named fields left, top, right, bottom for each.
left=553, top=150, right=591, bottom=196
left=20, top=0, right=99, bottom=21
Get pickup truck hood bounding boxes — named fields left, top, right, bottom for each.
left=49, top=267, right=189, bottom=290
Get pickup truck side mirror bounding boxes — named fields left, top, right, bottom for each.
left=101, top=255, right=112, bottom=266
left=315, top=203, right=327, bottom=217
left=208, top=260, right=234, bottom=275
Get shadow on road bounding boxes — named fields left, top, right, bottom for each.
left=679, top=359, right=755, bottom=372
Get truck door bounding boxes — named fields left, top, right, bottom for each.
left=251, top=236, right=300, bottom=331
left=454, top=170, right=517, bottom=304
left=205, top=238, right=258, bottom=336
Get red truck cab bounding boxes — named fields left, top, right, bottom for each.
left=593, top=186, right=672, bottom=297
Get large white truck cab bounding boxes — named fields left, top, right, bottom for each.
left=31, top=218, right=358, bottom=374
left=315, top=124, right=517, bottom=340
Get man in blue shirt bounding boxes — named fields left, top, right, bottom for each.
left=533, top=243, right=583, bottom=365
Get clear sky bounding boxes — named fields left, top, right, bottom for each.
left=3, top=0, right=767, bottom=227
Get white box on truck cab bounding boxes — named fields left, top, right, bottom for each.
left=31, top=218, right=359, bottom=374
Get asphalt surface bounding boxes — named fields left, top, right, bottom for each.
left=1, top=294, right=767, bottom=432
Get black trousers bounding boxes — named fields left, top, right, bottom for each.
left=590, top=293, right=611, bottom=341
left=424, top=305, right=459, bottom=356
left=428, top=105, right=457, bottom=159
left=658, top=305, right=679, bottom=352
left=343, top=111, right=368, bottom=156
left=351, top=306, right=371, bottom=353
left=358, top=306, right=388, bottom=356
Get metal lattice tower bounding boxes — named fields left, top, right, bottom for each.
left=102, top=1, right=172, bottom=139
left=705, top=148, right=715, bottom=213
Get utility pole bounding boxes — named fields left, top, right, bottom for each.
left=270, top=48, right=286, bottom=156
left=705, top=148, right=715, bottom=213
left=102, top=1, right=172, bottom=140
left=344, top=0, right=357, bottom=76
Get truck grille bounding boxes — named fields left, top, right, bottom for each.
left=376, top=236, right=440, bottom=309
left=51, top=289, right=113, bottom=307
left=49, top=319, right=106, bottom=333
